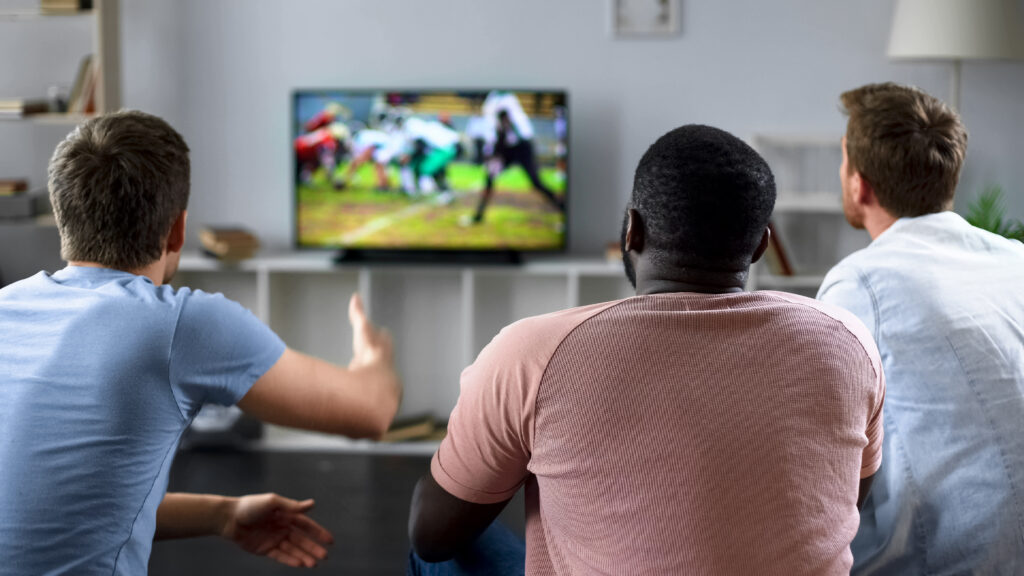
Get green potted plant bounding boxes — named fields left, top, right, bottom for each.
left=965, top=186, right=1024, bottom=242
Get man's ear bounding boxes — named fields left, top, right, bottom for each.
left=852, top=172, right=878, bottom=208
left=751, top=227, right=770, bottom=264
left=624, top=208, right=645, bottom=254
left=166, top=210, right=187, bottom=254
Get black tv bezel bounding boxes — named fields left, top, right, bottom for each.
left=291, top=88, right=569, bottom=258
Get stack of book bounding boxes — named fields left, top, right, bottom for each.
left=199, top=227, right=261, bottom=261
left=0, top=99, right=49, bottom=119
left=380, top=415, right=446, bottom=443
left=39, top=0, right=92, bottom=14
left=0, top=179, right=28, bottom=196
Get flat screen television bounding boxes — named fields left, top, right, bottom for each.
left=293, top=89, right=568, bottom=259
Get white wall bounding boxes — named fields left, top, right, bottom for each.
left=4, top=0, right=1024, bottom=253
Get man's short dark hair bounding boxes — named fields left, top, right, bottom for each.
left=841, top=82, right=967, bottom=217
left=631, top=124, right=775, bottom=271
left=48, top=110, right=190, bottom=270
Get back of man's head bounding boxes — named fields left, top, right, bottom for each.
left=841, top=83, right=967, bottom=217
left=48, top=110, right=190, bottom=271
left=631, top=124, right=775, bottom=271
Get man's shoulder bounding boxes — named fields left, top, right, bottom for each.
left=500, top=299, right=625, bottom=345
left=98, top=282, right=229, bottom=323
left=171, top=286, right=252, bottom=321
left=763, top=290, right=866, bottom=328
left=479, top=300, right=626, bottom=372
left=823, top=243, right=879, bottom=284
left=0, top=271, right=48, bottom=299
left=817, top=244, right=887, bottom=318
left=762, top=290, right=882, bottom=370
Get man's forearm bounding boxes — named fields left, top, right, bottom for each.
left=238, top=348, right=401, bottom=439
left=155, top=493, right=236, bottom=540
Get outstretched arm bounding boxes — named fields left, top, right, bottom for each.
left=155, top=492, right=334, bottom=568
left=237, top=293, right=402, bottom=439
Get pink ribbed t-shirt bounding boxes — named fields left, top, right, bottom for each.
left=432, top=291, right=884, bottom=575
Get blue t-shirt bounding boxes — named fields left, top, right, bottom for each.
left=0, top=266, right=285, bottom=575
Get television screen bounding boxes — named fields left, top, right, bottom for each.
left=293, top=90, right=568, bottom=252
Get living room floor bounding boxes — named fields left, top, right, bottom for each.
left=149, top=449, right=526, bottom=575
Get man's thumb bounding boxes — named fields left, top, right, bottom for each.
left=275, top=495, right=315, bottom=513
left=349, top=293, right=367, bottom=327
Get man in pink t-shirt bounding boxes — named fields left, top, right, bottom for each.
left=409, top=125, right=885, bottom=575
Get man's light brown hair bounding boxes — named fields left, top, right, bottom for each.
left=841, top=82, right=967, bottom=217
left=48, top=110, right=190, bottom=271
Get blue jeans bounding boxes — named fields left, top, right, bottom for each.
left=407, top=522, right=525, bottom=576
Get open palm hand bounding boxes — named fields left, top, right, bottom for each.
left=222, top=493, right=334, bottom=568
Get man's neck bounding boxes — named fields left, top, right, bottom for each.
left=863, top=206, right=900, bottom=241
left=633, top=262, right=748, bottom=295
left=68, top=259, right=167, bottom=286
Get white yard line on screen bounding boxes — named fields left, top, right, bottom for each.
left=337, top=190, right=471, bottom=245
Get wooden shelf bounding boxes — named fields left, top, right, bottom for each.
left=178, top=251, right=625, bottom=276
left=0, top=8, right=92, bottom=21
left=0, top=112, right=94, bottom=125
left=256, top=429, right=441, bottom=456
left=774, top=192, right=843, bottom=214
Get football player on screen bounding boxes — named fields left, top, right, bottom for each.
left=303, top=102, right=351, bottom=133
left=338, top=129, right=398, bottom=192
left=294, top=122, right=350, bottom=189
left=469, top=91, right=564, bottom=224
left=397, top=117, right=461, bottom=203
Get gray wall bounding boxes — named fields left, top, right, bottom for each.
left=5, top=0, right=1024, bottom=255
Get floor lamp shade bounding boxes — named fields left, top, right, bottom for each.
left=888, top=0, right=1024, bottom=61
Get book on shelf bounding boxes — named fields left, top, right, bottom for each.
left=66, top=54, right=94, bottom=114
left=0, top=99, right=49, bottom=118
left=763, top=221, right=795, bottom=276
left=67, top=55, right=97, bottom=115
left=0, top=179, right=29, bottom=196
left=199, top=226, right=261, bottom=261
left=379, top=415, right=440, bottom=443
left=605, top=241, right=621, bottom=263
left=39, top=0, right=92, bottom=14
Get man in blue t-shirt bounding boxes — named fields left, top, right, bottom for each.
left=0, top=111, right=403, bottom=574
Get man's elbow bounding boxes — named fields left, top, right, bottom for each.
left=409, top=519, right=457, bottom=563
left=408, top=476, right=459, bottom=563
left=411, top=540, right=456, bottom=564
left=358, top=414, right=391, bottom=441
left=857, top=474, right=875, bottom=510
left=345, top=401, right=399, bottom=440
left=338, top=414, right=388, bottom=440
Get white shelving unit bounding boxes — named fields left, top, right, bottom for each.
left=0, top=0, right=120, bottom=221
left=175, top=252, right=633, bottom=454
left=747, top=133, right=870, bottom=296
left=0, top=0, right=120, bottom=115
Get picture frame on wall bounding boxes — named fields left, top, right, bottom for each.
left=611, top=0, right=680, bottom=38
